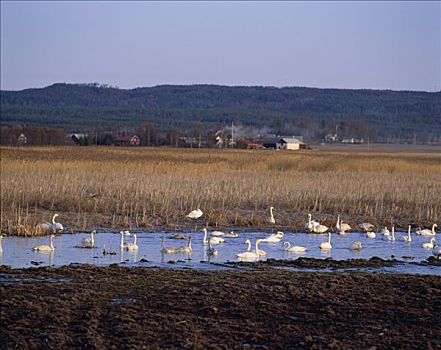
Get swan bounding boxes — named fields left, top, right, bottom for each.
left=260, top=231, right=284, bottom=243
left=255, top=239, right=267, bottom=256
left=211, top=230, right=225, bottom=237
left=224, top=231, right=239, bottom=238
left=202, top=228, right=224, bottom=244
left=320, top=232, right=332, bottom=250
left=351, top=241, right=362, bottom=250
left=366, top=231, right=376, bottom=239
left=400, top=225, right=412, bottom=242
left=422, top=238, right=435, bottom=249
left=384, top=225, right=395, bottom=241
left=282, top=241, right=307, bottom=253
left=381, top=226, right=390, bottom=236
left=336, top=215, right=351, bottom=234
left=0, top=235, right=2, bottom=254
left=187, top=208, right=203, bottom=220
left=304, top=213, right=320, bottom=232
left=51, top=214, right=64, bottom=233
left=80, top=230, right=96, bottom=248
left=416, top=224, right=437, bottom=236
left=208, top=238, right=218, bottom=256
left=359, top=222, right=375, bottom=232
left=119, top=231, right=131, bottom=249
left=433, top=243, right=441, bottom=259
left=32, top=235, right=55, bottom=252
left=268, top=207, right=275, bottom=224
left=162, top=236, right=192, bottom=254
left=236, top=239, right=261, bottom=259
left=124, top=233, right=138, bottom=251
left=36, top=222, right=51, bottom=234
left=168, top=234, right=187, bottom=240
left=313, top=224, right=329, bottom=234
left=210, top=236, right=225, bottom=244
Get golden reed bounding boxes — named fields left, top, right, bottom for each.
left=1, top=146, right=440, bottom=235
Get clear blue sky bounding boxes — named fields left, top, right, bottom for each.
left=1, top=1, right=440, bottom=91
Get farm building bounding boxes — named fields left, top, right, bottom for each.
left=17, top=133, right=27, bottom=146
left=114, top=135, right=141, bottom=146
left=276, top=137, right=306, bottom=150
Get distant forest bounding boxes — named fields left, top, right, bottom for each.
left=1, top=83, right=440, bottom=143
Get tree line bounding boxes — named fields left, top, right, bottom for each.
left=1, top=83, right=440, bottom=144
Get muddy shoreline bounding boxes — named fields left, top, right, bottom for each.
left=1, top=265, right=440, bottom=349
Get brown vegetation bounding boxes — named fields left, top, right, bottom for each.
left=1, top=146, right=440, bottom=235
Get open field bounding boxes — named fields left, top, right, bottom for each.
left=1, top=146, right=440, bottom=235
left=1, top=265, right=440, bottom=349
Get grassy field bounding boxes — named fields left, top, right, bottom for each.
left=1, top=146, right=440, bottom=235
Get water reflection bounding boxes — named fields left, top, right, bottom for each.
left=0, top=231, right=439, bottom=275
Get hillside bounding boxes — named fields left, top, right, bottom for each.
left=1, top=83, right=440, bottom=142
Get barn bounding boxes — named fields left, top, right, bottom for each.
left=114, top=135, right=141, bottom=146
left=276, top=137, right=306, bottom=150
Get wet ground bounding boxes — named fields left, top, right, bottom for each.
left=1, top=264, right=440, bottom=349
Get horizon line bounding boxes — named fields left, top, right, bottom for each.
left=1, top=82, right=440, bottom=94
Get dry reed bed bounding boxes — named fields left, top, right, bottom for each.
left=1, top=146, right=440, bottom=235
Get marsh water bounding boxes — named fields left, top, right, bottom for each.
left=0, top=230, right=439, bottom=275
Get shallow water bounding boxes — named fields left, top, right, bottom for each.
left=0, top=230, right=439, bottom=275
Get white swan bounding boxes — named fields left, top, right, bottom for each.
left=336, top=215, right=351, bottom=234
left=384, top=225, right=395, bottom=241
left=51, top=214, right=64, bottom=233
left=36, top=222, right=51, bottom=234
left=208, top=238, right=218, bottom=256
left=125, top=233, right=138, bottom=251
left=351, top=241, right=362, bottom=250
left=260, top=231, right=284, bottom=243
left=120, top=231, right=131, bottom=249
left=313, top=224, right=329, bottom=234
left=224, top=231, right=239, bottom=238
left=381, top=226, right=390, bottom=236
left=211, top=230, right=225, bottom=237
left=304, top=213, right=320, bottom=232
left=320, top=232, right=332, bottom=250
left=187, top=208, right=203, bottom=219
left=282, top=241, right=307, bottom=253
left=202, top=228, right=224, bottom=244
left=366, top=231, right=376, bottom=239
left=433, top=243, right=441, bottom=259
left=416, top=224, right=437, bottom=236
left=33, top=235, right=55, bottom=252
left=359, top=222, right=375, bottom=232
left=268, top=206, right=275, bottom=224
left=255, top=239, right=267, bottom=256
left=400, top=225, right=412, bottom=242
left=236, top=239, right=261, bottom=259
left=0, top=235, right=3, bottom=255
left=422, top=238, right=435, bottom=249
left=80, top=230, right=96, bottom=248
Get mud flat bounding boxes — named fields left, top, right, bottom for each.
left=1, top=265, right=440, bottom=349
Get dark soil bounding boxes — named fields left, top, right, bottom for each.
left=1, top=265, right=440, bottom=350
left=227, top=256, right=399, bottom=269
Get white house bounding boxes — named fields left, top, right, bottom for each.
left=276, top=137, right=306, bottom=150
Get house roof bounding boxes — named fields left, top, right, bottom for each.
left=278, top=137, right=305, bottom=144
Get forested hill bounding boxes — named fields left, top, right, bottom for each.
left=1, top=83, right=440, bottom=141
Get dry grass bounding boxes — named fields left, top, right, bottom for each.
left=1, top=146, right=440, bottom=235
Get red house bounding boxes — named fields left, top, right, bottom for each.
left=114, top=135, right=141, bottom=146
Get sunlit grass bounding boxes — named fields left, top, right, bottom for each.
left=1, top=146, right=440, bottom=235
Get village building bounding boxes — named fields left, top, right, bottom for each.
left=276, top=137, right=307, bottom=150
left=17, top=133, right=27, bottom=146
left=114, top=135, right=141, bottom=146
